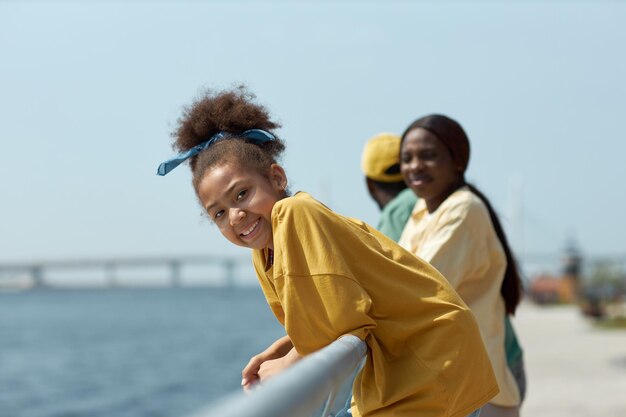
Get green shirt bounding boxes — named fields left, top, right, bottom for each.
left=377, top=188, right=418, bottom=242
left=505, top=315, right=523, bottom=367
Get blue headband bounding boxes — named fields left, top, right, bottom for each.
left=156, top=129, right=276, bottom=176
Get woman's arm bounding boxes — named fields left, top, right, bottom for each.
left=256, top=345, right=302, bottom=383
left=241, top=335, right=296, bottom=391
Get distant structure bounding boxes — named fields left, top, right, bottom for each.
left=528, top=239, right=582, bottom=304
left=0, top=255, right=248, bottom=289
left=562, top=238, right=583, bottom=278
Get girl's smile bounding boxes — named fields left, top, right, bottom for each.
left=240, top=218, right=260, bottom=237
left=196, top=162, right=287, bottom=250
left=405, top=172, right=433, bottom=188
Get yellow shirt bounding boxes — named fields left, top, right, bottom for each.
left=399, top=186, right=520, bottom=407
left=252, top=192, right=498, bottom=417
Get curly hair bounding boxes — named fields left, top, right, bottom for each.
left=171, top=86, right=285, bottom=190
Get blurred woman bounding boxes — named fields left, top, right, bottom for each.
left=398, top=114, right=526, bottom=417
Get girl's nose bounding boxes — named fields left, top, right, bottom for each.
left=407, top=156, right=422, bottom=171
left=229, top=207, right=245, bottom=225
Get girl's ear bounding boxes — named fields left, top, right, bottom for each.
left=269, top=164, right=288, bottom=191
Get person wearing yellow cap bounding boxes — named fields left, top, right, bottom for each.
left=361, top=133, right=418, bottom=242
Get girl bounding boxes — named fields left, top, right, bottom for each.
left=398, top=115, right=526, bottom=417
left=158, top=88, right=498, bottom=417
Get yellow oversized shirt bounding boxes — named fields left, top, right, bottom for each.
left=399, top=187, right=520, bottom=407
left=252, top=192, right=498, bottom=417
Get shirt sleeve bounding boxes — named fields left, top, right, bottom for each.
left=252, top=251, right=286, bottom=326
left=418, top=204, right=488, bottom=300
left=273, top=273, right=377, bottom=356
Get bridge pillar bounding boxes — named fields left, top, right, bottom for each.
left=105, top=263, right=117, bottom=287
left=31, top=266, right=45, bottom=288
left=170, top=261, right=182, bottom=287
left=224, top=260, right=235, bottom=287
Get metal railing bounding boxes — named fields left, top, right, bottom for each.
left=186, top=335, right=367, bottom=417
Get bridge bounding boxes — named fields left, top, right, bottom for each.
left=1, top=252, right=624, bottom=290
left=0, top=254, right=251, bottom=289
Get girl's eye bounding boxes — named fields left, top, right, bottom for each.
left=236, top=190, right=247, bottom=201
left=420, top=151, right=437, bottom=160
left=214, top=210, right=225, bottom=219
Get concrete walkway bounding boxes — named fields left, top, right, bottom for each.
left=514, top=302, right=626, bottom=417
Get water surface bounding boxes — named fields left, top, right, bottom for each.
left=0, top=287, right=284, bottom=417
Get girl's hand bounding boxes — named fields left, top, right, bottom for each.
left=241, top=353, right=266, bottom=392
left=241, top=335, right=294, bottom=392
left=257, top=347, right=302, bottom=382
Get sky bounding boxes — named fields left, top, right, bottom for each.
left=1, top=0, right=625, bottom=271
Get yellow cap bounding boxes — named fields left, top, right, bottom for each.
left=361, top=133, right=403, bottom=183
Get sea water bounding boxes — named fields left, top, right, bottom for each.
left=0, top=287, right=285, bottom=417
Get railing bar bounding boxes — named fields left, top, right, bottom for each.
left=186, top=334, right=366, bottom=417
left=320, top=390, right=337, bottom=417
